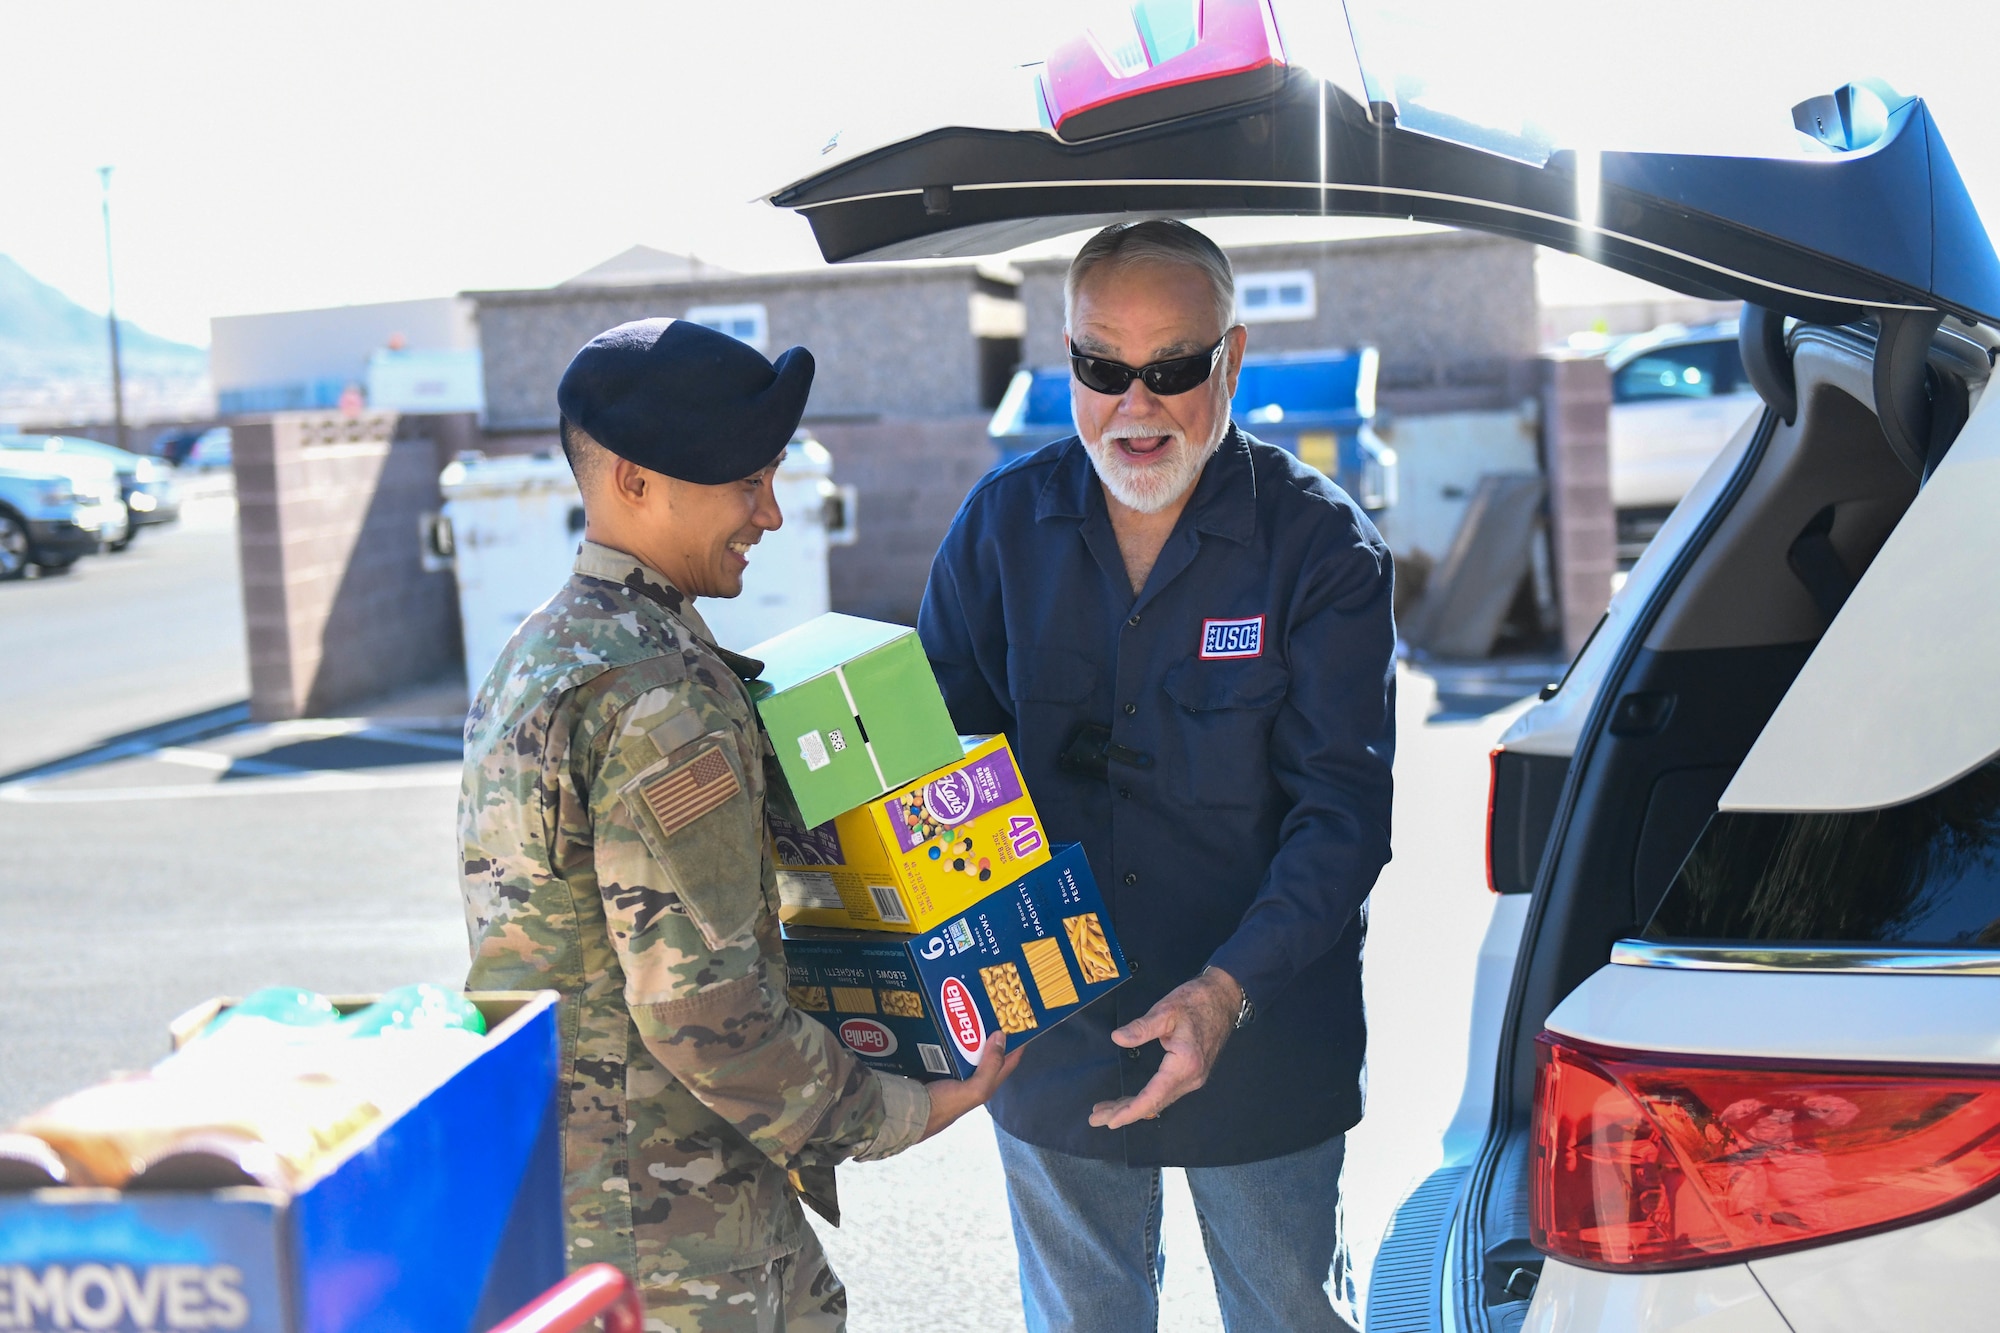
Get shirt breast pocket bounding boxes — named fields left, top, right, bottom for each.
left=1161, top=658, right=1291, bottom=809
left=619, top=732, right=762, bottom=951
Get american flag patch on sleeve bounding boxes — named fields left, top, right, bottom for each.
left=641, top=744, right=742, bottom=837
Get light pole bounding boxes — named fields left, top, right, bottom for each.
left=97, top=166, right=127, bottom=453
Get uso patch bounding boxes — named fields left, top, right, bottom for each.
left=1200, top=616, right=1264, bottom=659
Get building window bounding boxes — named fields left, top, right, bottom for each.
left=685, top=303, right=768, bottom=352
left=1235, top=270, right=1316, bottom=324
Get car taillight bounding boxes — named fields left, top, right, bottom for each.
left=1531, top=1032, right=2000, bottom=1271
left=1483, top=746, right=1503, bottom=894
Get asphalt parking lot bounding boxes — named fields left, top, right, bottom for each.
left=0, top=491, right=1537, bottom=1330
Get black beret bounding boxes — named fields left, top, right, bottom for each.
left=556, top=318, right=815, bottom=484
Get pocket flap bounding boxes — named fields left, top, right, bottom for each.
left=621, top=733, right=761, bottom=950
left=1007, top=648, right=1099, bottom=704
left=1162, top=658, right=1290, bottom=712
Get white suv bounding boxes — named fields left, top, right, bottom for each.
left=1449, top=307, right=2000, bottom=1332
left=766, top=9, right=2000, bottom=1328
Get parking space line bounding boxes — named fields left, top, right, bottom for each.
left=0, top=766, right=462, bottom=804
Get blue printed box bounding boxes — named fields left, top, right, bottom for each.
left=0, top=993, right=563, bottom=1332
left=782, top=843, right=1128, bottom=1080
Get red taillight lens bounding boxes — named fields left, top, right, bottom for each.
left=1532, top=1032, right=2000, bottom=1271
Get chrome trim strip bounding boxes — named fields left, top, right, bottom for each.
left=1613, top=939, right=2000, bottom=976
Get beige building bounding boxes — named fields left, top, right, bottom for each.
left=467, top=252, right=1023, bottom=624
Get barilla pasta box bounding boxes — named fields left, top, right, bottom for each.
left=781, top=843, right=1127, bottom=1080
left=746, top=613, right=964, bottom=829
left=770, top=734, right=1052, bottom=934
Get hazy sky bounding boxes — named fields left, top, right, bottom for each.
left=5, top=1, right=1995, bottom=347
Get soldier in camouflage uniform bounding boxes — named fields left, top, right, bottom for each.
left=459, top=320, right=1016, bottom=1331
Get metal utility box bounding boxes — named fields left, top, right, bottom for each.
left=0, top=992, right=562, bottom=1333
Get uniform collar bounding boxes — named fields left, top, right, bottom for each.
left=1035, top=425, right=1258, bottom=546
left=571, top=540, right=757, bottom=675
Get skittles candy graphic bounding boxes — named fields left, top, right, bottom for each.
left=899, top=790, right=994, bottom=884
left=770, top=734, right=1052, bottom=934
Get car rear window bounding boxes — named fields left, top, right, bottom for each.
left=1612, top=340, right=1745, bottom=404
left=1644, top=758, right=2000, bottom=945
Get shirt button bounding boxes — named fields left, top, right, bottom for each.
left=1123, top=702, right=1137, bottom=716
left=1123, top=872, right=1137, bottom=886
left=1124, top=1047, right=1142, bottom=1061
left=1127, top=614, right=1141, bottom=627
left=1118, top=787, right=1131, bottom=799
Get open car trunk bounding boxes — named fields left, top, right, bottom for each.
left=765, top=4, right=2000, bottom=1327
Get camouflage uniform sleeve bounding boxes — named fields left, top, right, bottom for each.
left=590, top=681, right=931, bottom=1167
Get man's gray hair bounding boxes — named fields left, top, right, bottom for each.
left=1064, top=220, right=1236, bottom=339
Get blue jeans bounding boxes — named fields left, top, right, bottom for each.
left=993, top=1124, right=1360, bottom=1333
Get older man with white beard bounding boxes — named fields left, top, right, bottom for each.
left=917, top=220, right=1396, bottom=1332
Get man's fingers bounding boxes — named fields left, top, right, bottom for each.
left=1111, top=1006, right=1175, bottom=1047
left=1088, top=1066, right=1185, bottom=1129
left=967, top=1033, right=1015, bottom=1091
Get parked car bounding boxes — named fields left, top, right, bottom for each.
left=769, top=11, right=2000, bottom=1331
left=181, top=426, right=233, bottom=471
left=149, top=427, right=203, bottom=467
left=0, top=456, right=122, bottom=578
left=0, top=435, right=180, bottom=549
left=1607, top=323, right=1763, bottom=560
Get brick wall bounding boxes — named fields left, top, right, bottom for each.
left=812, top=414, right=995, bottom=626
left=475, top=267, right=1008, bottom=431
left=234, top=411, right=467, bottom=720
left=1539, top=355, right=1616, bottom=655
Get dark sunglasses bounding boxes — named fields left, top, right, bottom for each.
left=1069, top=335, right=1227, bottom=397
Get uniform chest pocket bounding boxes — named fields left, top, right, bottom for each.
left=1161, top=658, right=1291, bottom=808
left=620, top=732, right=763, bottom=951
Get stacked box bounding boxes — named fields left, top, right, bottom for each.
left=783, top=843, right=1128, bottom=1079
left=0, top=993, right=563, bottom=1333
left=771, top=734, right=1052, bottom=934
left=747, top=613, right=964, bottom=829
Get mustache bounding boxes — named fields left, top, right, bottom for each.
left=1096, top=422, right=1183, bottom=443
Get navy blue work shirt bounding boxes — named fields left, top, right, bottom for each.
left=918, top=426, right=1396, bottom=1167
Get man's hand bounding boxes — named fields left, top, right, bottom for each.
left=919, top=1032, right=1023, bottom=1141
left=1088, top=967, right=1242, bottom=1130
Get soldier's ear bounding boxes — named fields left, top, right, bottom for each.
left=609, top=456, right=651, bottom=508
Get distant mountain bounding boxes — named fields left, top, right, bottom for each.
left=0, top=253, right=204, bottom=380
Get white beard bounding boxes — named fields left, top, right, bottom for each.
left=1081, top=420, right=1225, bottom=514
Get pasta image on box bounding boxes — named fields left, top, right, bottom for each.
left=770, top=734, right=1052, bottom=934
left=781, top=842, right=1127, bottom=1080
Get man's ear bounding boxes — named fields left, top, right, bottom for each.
left=609, top=456, right=652, bottom=510
left=1222, top=324, right=1248, bottom=397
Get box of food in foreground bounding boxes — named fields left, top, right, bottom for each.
left=0, top=989, right=563, bottom=1333
left=772, top=733, right=1052, bottom=933
left=783, top=843, right=1128, bottom=1079
left=747, top=612, right=964, bottom=829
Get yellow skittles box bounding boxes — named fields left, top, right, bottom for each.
left=770, top=734, right=1051, bottom=933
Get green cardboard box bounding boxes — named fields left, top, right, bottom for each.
left=747, top=613, right=963, bottom=828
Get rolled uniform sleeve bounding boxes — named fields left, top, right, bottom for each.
left=590, top=681, right=930, bottom=1168
left=1205, top=524, right=1397, bottom=1012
